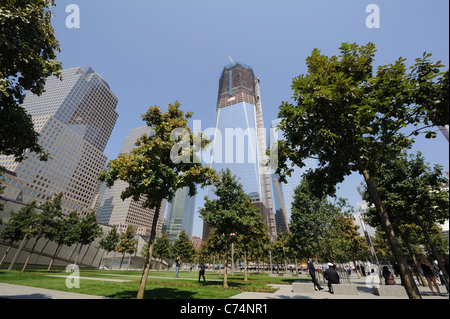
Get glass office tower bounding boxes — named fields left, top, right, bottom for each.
left=0, top=67, right=118, bottom=217
left=270, top=118, right=318, bottom=233
left=97, top=126, right=166, bottom=236
left=162, top=186, right=196, bottom=242
left=202, top=62, right=276, bottom=239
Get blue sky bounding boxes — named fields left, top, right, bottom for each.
left=50, top=0, right=449, bottom=238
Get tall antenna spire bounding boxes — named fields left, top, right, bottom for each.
left=226, top=53, right=234, bottom=64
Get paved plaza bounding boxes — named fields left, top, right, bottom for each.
left=0, top=273, right=448, bottom=299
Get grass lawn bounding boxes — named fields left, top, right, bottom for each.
left=0, top=269, right=309, bottom=299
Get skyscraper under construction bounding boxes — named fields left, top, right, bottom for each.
left=202, top=61, right=276, bottom=240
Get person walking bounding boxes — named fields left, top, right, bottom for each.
left=433, top=258, right=449, bottom=294
left=420, top=257, right=441, bottom=295
left=198, top=262, right=206, bottom=283
left=323, top=263, right=340, bottom=294
left=307, top=257, right=324, bottom=291
left=175, top=257, right=181, bottom=278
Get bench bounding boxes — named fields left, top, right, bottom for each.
left=373, top=285, right=408, bottom=298
left=292, top=281, right=316, bottom=294
left=330, top=284, right=359, bottom=295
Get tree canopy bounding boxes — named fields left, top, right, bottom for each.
left=275, top=42, right=448, bottom=299
left=0, top=0, right=62, bottom=161
left=99, top=101, right=217, bottom=299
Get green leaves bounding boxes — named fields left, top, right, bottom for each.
left=99, top=101, right=217, bottom=210
left=0, top=0, right=61, bottom=161
left=276, top=42, right=448, bottom=198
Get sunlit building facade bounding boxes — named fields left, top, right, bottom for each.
left=0, top=67, right=118, bottom=217
left=162, top=186, right=196, bottom=242
left=202, top=62, right=276, bottom=239
left=97, top=126, right=166, bottom=236
left=270, top=118, right=318, bottom=233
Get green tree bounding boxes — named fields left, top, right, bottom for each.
left=99, top=101, right=216, bottom=299
left=116, top=225, right=138, bottom=270
left=47, top=210, right=80, bottom=270
left=323, top=214, right=369, bottom=266
left=234, top=204, right=266, bottom=281
left=201, top=228, right=227, bottom=272
left=152, top=232, right=171, bottom=270
left=275, top=43, right=448, bottom=299
left=72, top=212, right=103, bottom=269
left=199, top=169, right=256, bottom=288
left=171, top=230, right=196, bottom=265
left=0, top=0, right=61, bottom=161
left=361, top=151, right=449, bottom=284
left=21, top=193, right=65, bottom=272
left=271, top=231, right=289, bottom=273
left=289, top=179, right=347, bottom=262
left=0, top=201, right=31, bottom=267
left=98, top=226, right=120, bottom=270
left=0, top=201, right=38, bottom=271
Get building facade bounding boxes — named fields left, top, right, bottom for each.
left=97, top=126, right=166, bottom=237
left=0, top=67, right=118, bottom=217
left=270, top=118, right=318, bottom=233
left=162, top=186, right=196, bottom=242
left=202, top=62, right=276, bottom=239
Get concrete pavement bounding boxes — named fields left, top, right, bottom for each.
left=0, top=282, right=110, bottom=299
left=0, top=273, right=448, bottom=299
left=231, top=275, right=449, bottom=299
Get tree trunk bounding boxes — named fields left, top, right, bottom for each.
left=244, top=250, right=248, bottom=281
left=119, top=253, right=125, bottom=270
left=48, top=244, right=62, bottom=271
left=100, top=250, right=108, bottom=270
left=0, top=243, right=13, bottom=268
left=362, top=169, right=421, bottom=299
left=8, top=236, right=28, bottom=271
left=111, top=251, right=117, bottom=270
left=22, top=237, right=41, bottom=272
left=417, top=217, right=449, bottom=285
left=404, top=240, right=426, bottom=287
left=72, top=244, right=83, bottom=271
left=223, top=241, right=229, bottom=288
left=136, top=201, right=162, bottom=299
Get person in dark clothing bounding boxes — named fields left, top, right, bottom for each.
left=307, top=257, right=324, bottom=291
left=198, top=262, right=206, bottom=282
left=382, top=266, right=396, bottom=285
left=323, top=263, right=340, bottom=294
left=175, top=257, right=181, bottom=278
left=421, top=257, right=441, bottom=295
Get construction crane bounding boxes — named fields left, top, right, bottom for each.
left=274, top=178, right=289, bottom=232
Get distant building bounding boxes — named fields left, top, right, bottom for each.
left=270, top=119, right=318, bottom=233
left=97, top=126, right=165, bottom=236
left=0, top=67, right=118, bottom=217
left=163, top=187, right=196, bottom=242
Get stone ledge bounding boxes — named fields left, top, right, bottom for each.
left=331, top=284, right=359, bottom=295
left=373, top=285, right=408, bottom=297
left=292, top=281, right=316, bottom=293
